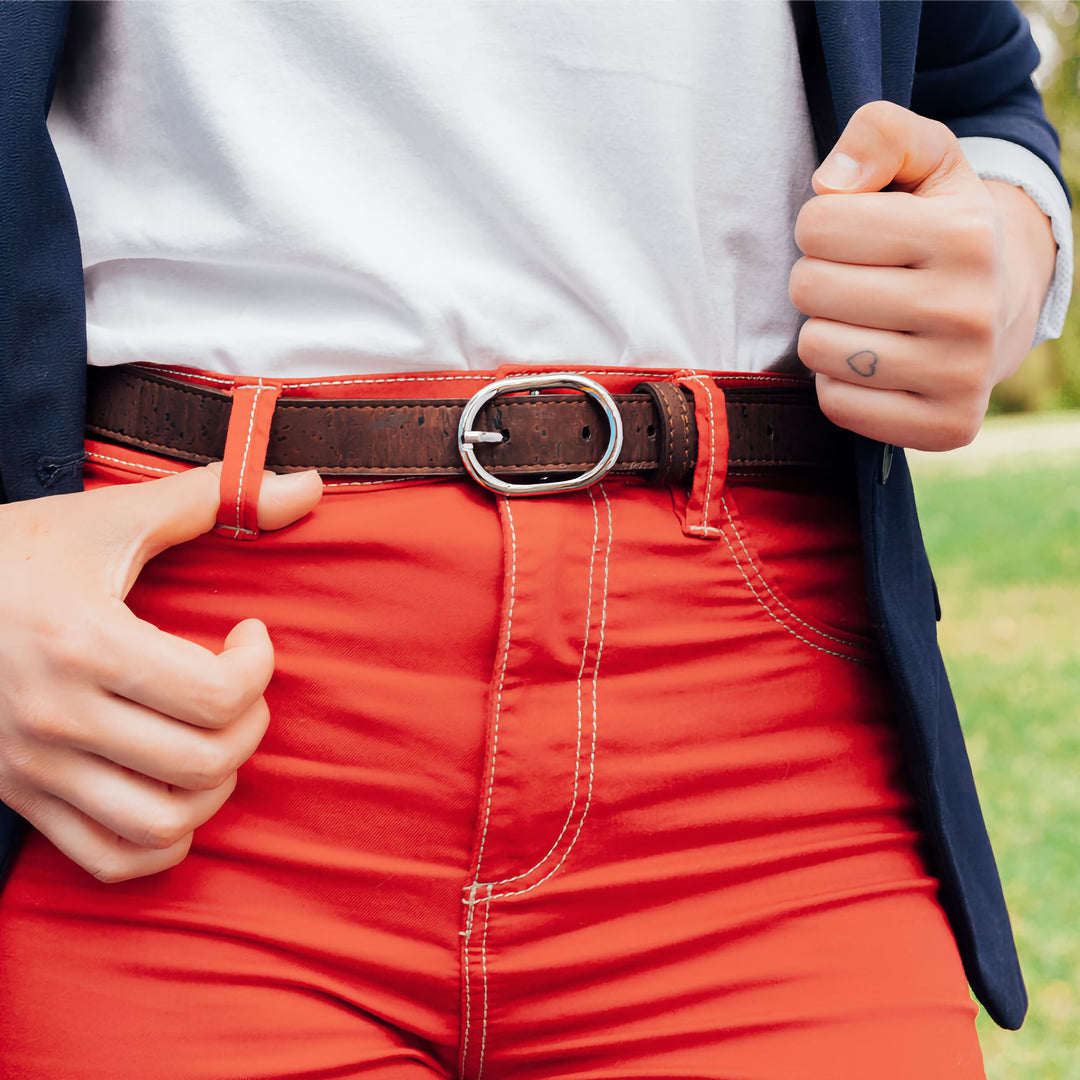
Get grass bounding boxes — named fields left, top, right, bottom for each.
left=910, top=442, right=1080, bottom=1080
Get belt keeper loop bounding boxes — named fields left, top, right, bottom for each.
left=674, top=372, right=729, bottom=540
left=214, top=382, right=281, bottom=541
left=632, top=380, right=697, bottom=486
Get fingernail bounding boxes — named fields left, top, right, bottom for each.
left=815, top=152, right=862, bottom=191
left=264, top=469, right=322, bottom=491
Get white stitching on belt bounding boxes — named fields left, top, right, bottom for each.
left=146, top=365, right=788, bottom=391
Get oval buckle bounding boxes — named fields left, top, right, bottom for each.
left=457, top=373, right=624, bottom=497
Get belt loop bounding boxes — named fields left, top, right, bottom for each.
left=632, top=380, right=697, bottom=486
left=673, top=371, right=729, bottom=540
left=214, top=381, right=281, bottom=541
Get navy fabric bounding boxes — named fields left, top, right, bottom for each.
left=914, top=1, right=1068, bottom=200
left=813, top=2, right=889, bottom=122
left=807, top=0, right=1051, bottom=1030
left=0, top=0, right=1065, bottom=1031
left=854, top=440, right=1028, bottom=1029
left=813, top=1, right=1065, bottom=196
left=0, top=2, right=86, bottom=503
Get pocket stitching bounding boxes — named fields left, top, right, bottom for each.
left=718, top=492, right=873, bottom=664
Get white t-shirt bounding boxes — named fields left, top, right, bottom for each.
left=48, top=1, right=1071, bottom=379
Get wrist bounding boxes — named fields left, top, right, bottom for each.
left=983, top=178, right=1057, bottom=383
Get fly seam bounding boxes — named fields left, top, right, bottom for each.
left=482, top=489, right=600, bottom=889
left=471, top=485, right=612, bottom=903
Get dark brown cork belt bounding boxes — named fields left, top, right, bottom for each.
left=86, top=364, right=852, bottom=485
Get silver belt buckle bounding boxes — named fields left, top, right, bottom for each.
left=457, top=373, right=625, bottom=497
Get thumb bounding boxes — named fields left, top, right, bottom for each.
left=120, top=464, right=322, bottom=569
left=122, top=464, right=222, bottom=557
left=812, top=100, right=972, bottom=197
left=203, top=462, right=324, bottom=532
left=252, top=469, right=324, bottom=531
left=221, top=616, right=276, bottom=695
left=98, top=464, right=221, bottom=597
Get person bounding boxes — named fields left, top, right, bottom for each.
left=0, top=2, right=1071, bottom=1077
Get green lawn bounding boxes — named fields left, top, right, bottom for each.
left=911, top=446, right=1080, bottom=1079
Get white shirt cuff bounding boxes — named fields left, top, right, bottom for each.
left=959, top=135, right=1073, bottom=347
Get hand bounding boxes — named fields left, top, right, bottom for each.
left=0, top=465, right=322, bottom=882
left=790, top=100, right=1057, bottom=451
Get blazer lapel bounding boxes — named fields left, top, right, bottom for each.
left=808, top=1, right=922, bottom=130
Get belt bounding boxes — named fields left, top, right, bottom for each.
left=86, top=365, right=852, bottom=492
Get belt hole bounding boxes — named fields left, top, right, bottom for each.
left=581, top=425, right=591, bottom=441
left=646, top=424, right=656, bottom=439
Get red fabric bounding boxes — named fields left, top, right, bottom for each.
left=674, top=370, right=729, bottom=538
left=214, top=381, right=281, bottom=540
left=0, top=366, right=984, bottom=1079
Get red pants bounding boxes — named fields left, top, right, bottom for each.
left=0, top=367, right=984, bottom=1079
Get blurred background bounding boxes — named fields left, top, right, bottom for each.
left=993, top=0, right=1080, bottom=413
left=909, top=4, right=1079, bottom=1075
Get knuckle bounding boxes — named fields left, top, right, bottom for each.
left=89, top=829, right=193, bottom=881
left=927, top=116, right=955, bottom=147
left=0, top=779, right=41, bottom=818
left=787, top=259, right=816, bottom=312
left=853, top=100, right=917, bottom=145
left=943, top=293, right=999, bottom=343
left=948, top=354, right=995, bottom=401
left=947, top=209, right=998, bottom=267
left=136, top=803, right=197, bottom=850
left=190, top=672, right=249, bottom=728
left=248, top=696, right=271, bottom=736
left=87, top=842, right=189, bottom=883
left=812, top=377, right=848, bottom=426
left=908, top=279, right=943, bottom=326
left=932, top=401, right=985, bottom=451
left=912, top=279, right=997, bottom=343
left=137, top=822, right=187, bottom=852
left=793, top=198, right=829, bottom=254
left=0, top=749, right=43, bottom=797
left=13, top=702, right=74, bottom=747
left=796, top=319, right=827, bottom=369
left=852, top=99, right=900, bottom=130
left=88, top=851, right=139, bottom=884
left=182, top=744, right=238, bottom=791
left=40, top=614, right=97, bottom=677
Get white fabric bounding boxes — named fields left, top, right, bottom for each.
left=959, top=136, right=1073, bottom=347
left=49, top=1, right=817, bottom=377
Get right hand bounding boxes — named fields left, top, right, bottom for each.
left=0, top=464, right=322, bottom=882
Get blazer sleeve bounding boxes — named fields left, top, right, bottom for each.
left=911, top=0, right=1067, bottom=198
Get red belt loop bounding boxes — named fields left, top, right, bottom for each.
left=214, top=382, right=282, bottom=541
left=674, top=371, right=729, bottom=539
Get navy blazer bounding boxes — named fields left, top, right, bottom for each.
left=0, top=1, right=1065, bottom=1031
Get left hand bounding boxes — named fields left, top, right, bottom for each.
left=789, top=100, right=1056, bottom=451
